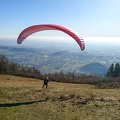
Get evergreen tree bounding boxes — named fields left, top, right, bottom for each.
left=114, top=63, right=120, bottom=77
left=107, top=63, right=114, bottom=77
left=107, top=63, right=120, bottom=77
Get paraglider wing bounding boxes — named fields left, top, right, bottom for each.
left=17, top=24, right=85, bottom=51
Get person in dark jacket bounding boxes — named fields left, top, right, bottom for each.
left=42, top=77, right=49, bottom=89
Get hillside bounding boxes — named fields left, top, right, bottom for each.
left=0, top=74, right=120, bottom=120
left=80, top=63, right=108, bottom=74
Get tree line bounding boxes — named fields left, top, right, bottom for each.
left=0, top=54, right=43, bottom=79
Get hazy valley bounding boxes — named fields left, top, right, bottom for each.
left=0, top=39, right=120, bottom=74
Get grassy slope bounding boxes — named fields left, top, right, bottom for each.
left=0, top=74, right=120, bottom=120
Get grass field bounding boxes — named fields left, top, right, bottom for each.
left=0, top=74, right=120, bottom=120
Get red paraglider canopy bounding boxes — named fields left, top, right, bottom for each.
left=17, top=24, right=85, bottom=51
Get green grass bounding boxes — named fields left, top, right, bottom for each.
left=0, top=74, right=120, bottom=120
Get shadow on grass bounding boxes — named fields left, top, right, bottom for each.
left=0, top=100, right=45, bottom=108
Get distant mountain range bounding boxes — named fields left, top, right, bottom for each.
left=1, top=40, right=120, bottom=75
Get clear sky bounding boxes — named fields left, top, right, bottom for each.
left=0, top=0, right=120, bottom=41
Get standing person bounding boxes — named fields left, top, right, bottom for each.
left=42, top=77, right=49, bottom=89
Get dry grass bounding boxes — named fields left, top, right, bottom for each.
left=0, top=74, right=120, bottom=120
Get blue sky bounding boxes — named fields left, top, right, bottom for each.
left=0, top=0, right=120, bottom=41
